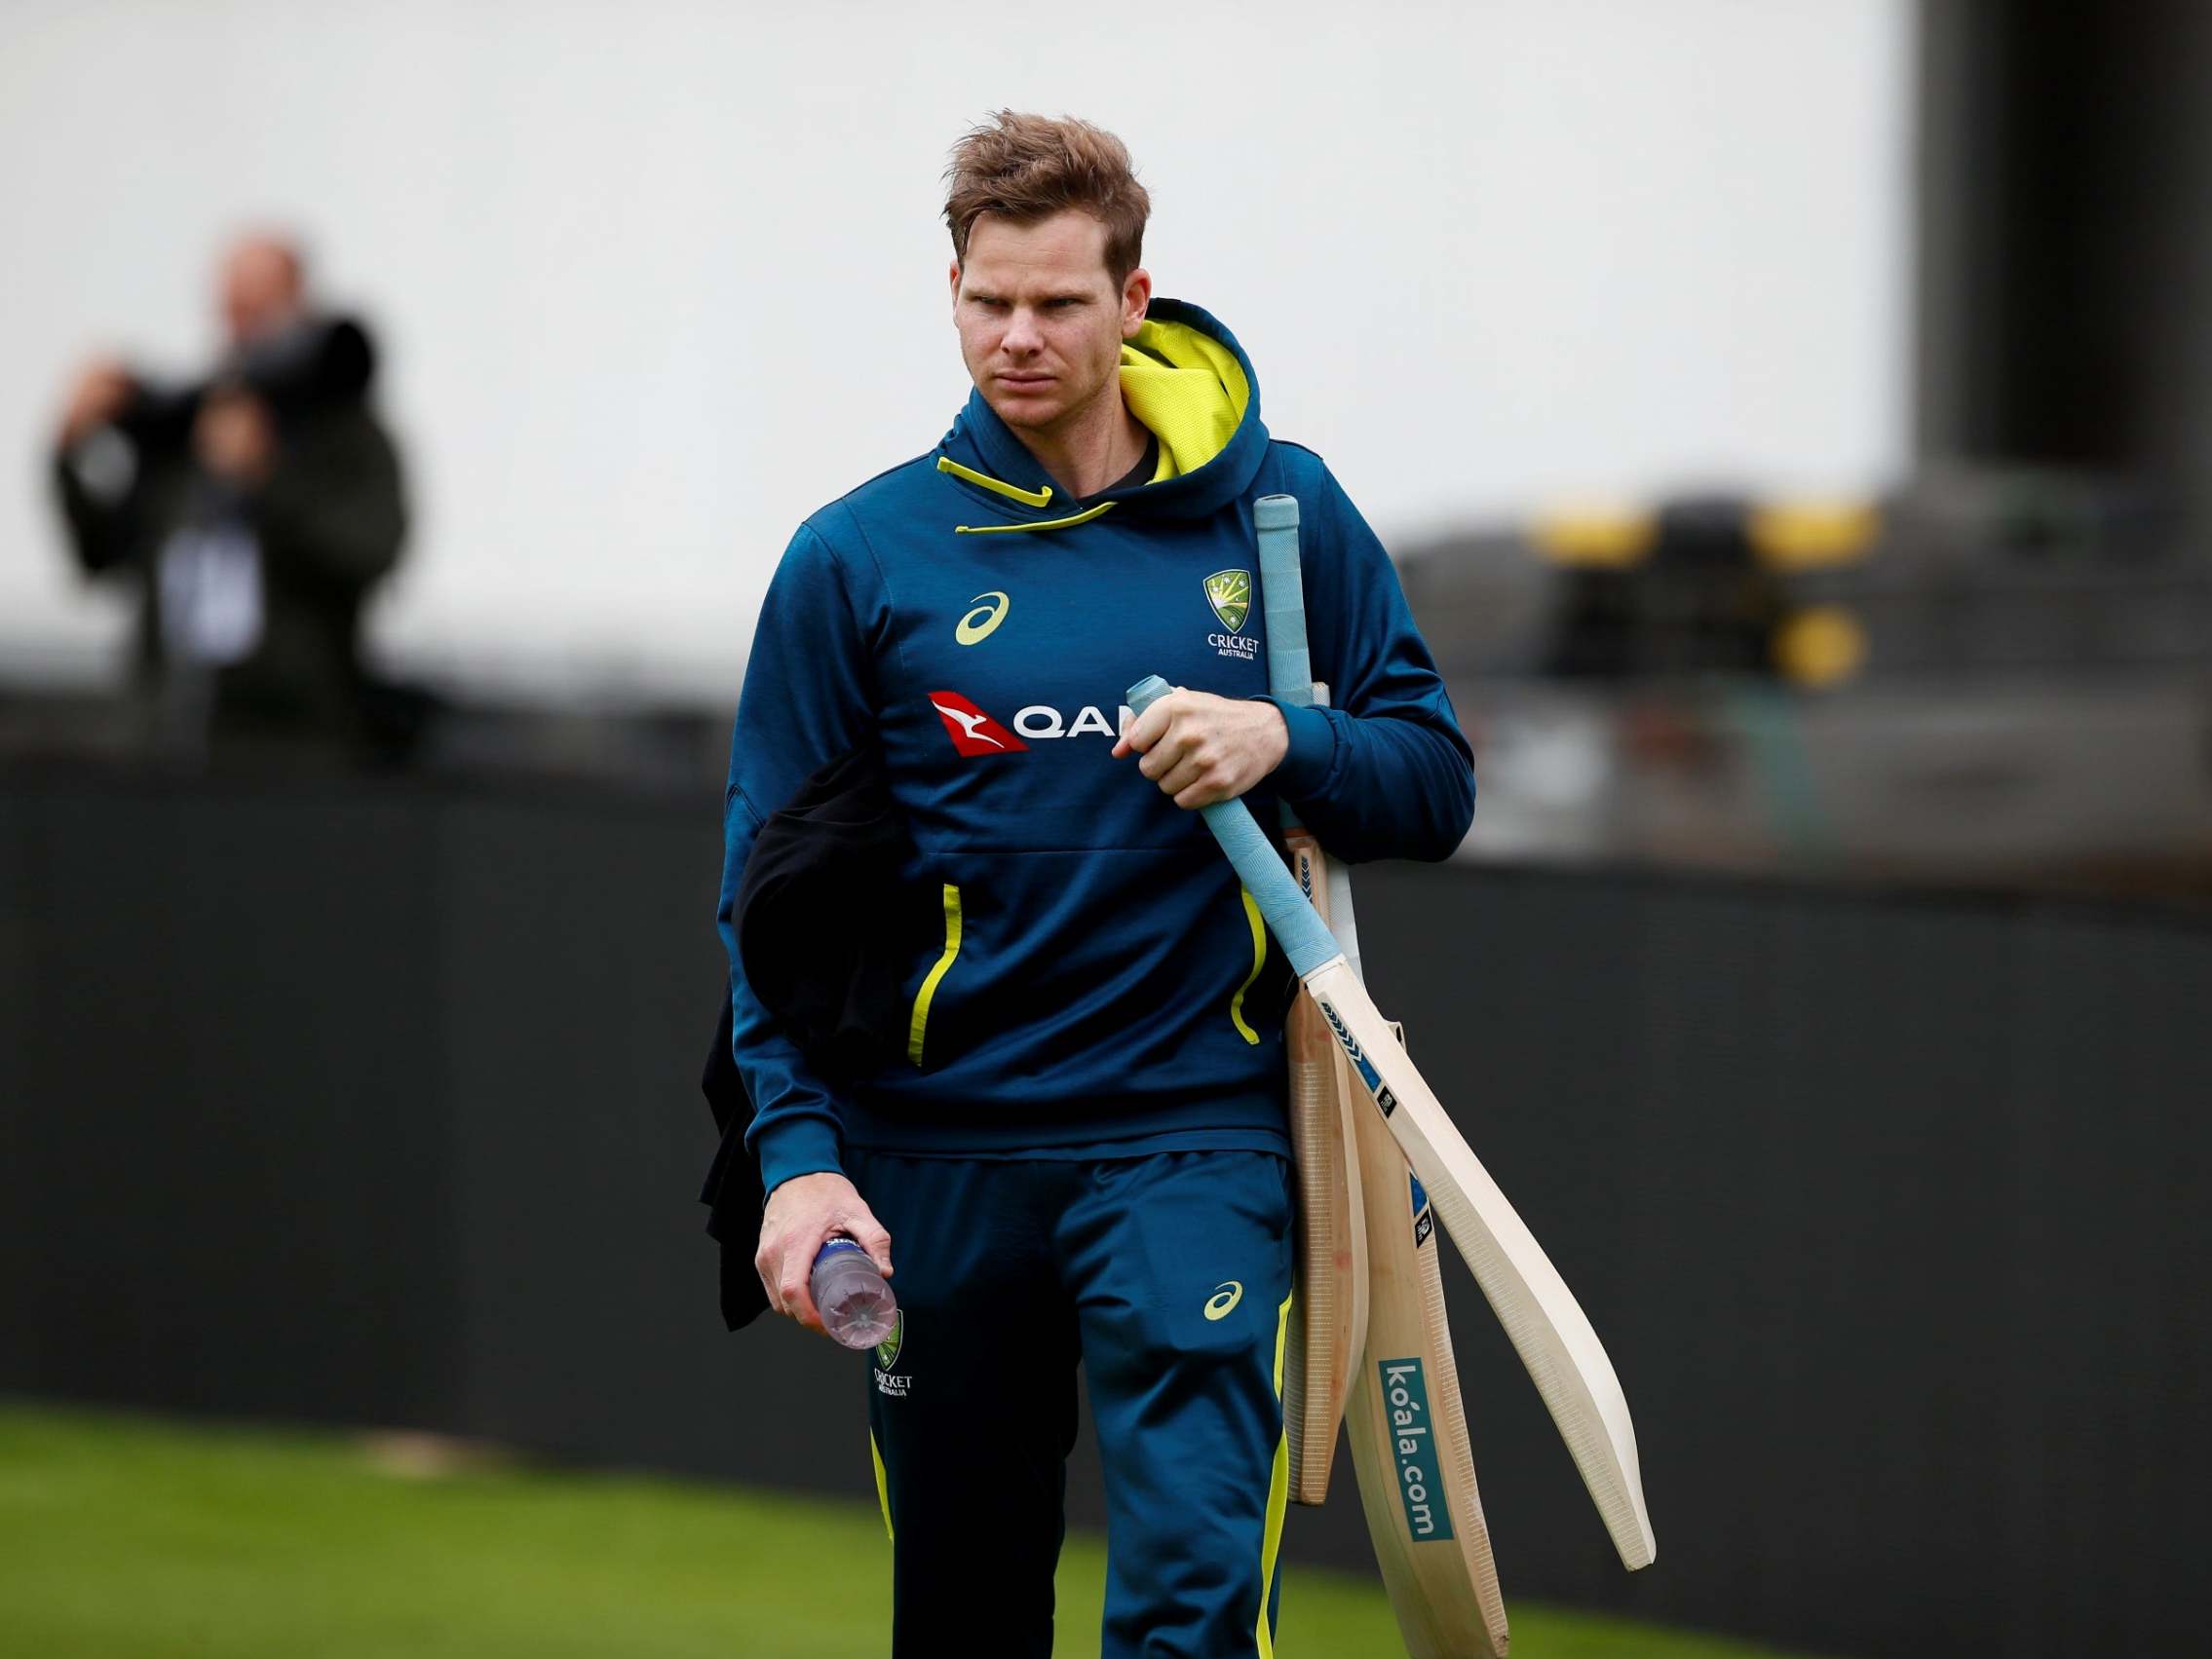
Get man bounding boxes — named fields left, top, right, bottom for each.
left=52, top=233, right=406, bottom=754
left=717, top=113, right=1473, bottom=1657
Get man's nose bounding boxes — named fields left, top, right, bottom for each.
left=1002, top=308, right=1043, bottom=355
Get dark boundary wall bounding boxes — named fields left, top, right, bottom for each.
left=2, top=767, right=2207, bottom=1659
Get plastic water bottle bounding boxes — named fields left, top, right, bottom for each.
left=812, top=1237, right=897, bottom=1351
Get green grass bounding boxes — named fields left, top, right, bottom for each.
left=0, top=1401, right=1802, bottom=1658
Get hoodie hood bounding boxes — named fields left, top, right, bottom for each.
left=934, top=298, right=1270, bottom=534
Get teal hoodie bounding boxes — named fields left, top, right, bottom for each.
left=718, top=298, right=1474, bottom=1193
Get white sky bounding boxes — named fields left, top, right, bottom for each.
left=0, top=0, right=1913, bottom=701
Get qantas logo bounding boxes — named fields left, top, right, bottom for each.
left=928, top=695, right=1135, bottom=756
left=929, top=692, right=1028, bottom=756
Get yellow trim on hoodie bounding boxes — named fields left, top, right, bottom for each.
left=954, top=502, right=1118, bottom=536
left=1229, top=887, right=1266, bottom=1044
left=907, top=884, right=963, bottom=1066
left=936, top=454, right=1053, bottom=508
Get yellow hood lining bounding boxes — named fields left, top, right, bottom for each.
left=1120, top=318, right=1249, bottom=483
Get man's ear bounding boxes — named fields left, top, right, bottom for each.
left=949, top=260, right=963, bottom=311
left=1122, top=266, right=1153, bottom=338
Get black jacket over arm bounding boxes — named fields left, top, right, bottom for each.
left=698, top=742, right=933, bottom=1332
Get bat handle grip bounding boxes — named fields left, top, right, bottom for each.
left=1126, top=674, right=1343, bottom=977
left=1256, top=494, right=1314, bottom=713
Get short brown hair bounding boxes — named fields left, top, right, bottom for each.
left=944, top=112, right=1151, bottom=284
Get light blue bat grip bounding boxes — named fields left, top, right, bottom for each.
left=1126, top=674, right=1342, bottom=977
left=1255, top=495, right=1314, bottom=714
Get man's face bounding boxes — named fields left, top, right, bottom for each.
left=218, top=239, right=304, bottom=346
left=951, top=210, right=1149, bottom=436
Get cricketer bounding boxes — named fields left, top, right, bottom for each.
left=717, top=111, right=1475, bottom=1658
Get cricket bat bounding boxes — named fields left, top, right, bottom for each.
left=1254, top=493, right=1508, bottom=1652
left=1255, top=494, right=1369, bottom=1507
left=1126, top=671, right=1658, bottom=1574
left=1306, top=837, right=1511, bottom=1656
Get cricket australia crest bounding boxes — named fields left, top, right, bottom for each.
left=1204, top=569, right=1257, bottom=660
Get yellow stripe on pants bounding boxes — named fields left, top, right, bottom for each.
left=870, top=1431, right=894, bottom=1542
left=1255, top=1289, right=1292, bottom=1657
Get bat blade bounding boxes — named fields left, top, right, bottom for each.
left=1281, top=832, right=1368, bottom=1506
left=1308, top=959, right=1657, bottom=1571
left=1345, top=1019, right=1511, bottom=1657
left=1255, top=493, right=1366, bottom=1509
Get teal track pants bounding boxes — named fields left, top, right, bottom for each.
left=851, top=1147, right=1296, bottom=1659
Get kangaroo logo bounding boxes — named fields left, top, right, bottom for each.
left=928, top=692, right=1029, bottom=757
left=934, top=701, right=1003, bottom=746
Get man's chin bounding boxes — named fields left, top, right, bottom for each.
left=981, top=389, right=1070, bottom=434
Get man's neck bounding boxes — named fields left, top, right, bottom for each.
left=1010, top=388, right=1153, bottom=501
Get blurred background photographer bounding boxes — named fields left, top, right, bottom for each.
left=50, top=233, right=406, bottom=760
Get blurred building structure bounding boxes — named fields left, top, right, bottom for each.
left=1396, top=471, right=2212, bottom=898
left=1918, top=0, right=2212, bottom=556
left=1390, top=0, right=2212, bottom=903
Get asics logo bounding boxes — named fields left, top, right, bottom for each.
left=1203, top=1281, right=1244, bottom=1320
left=954, top=591, right=1011, bottom=646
